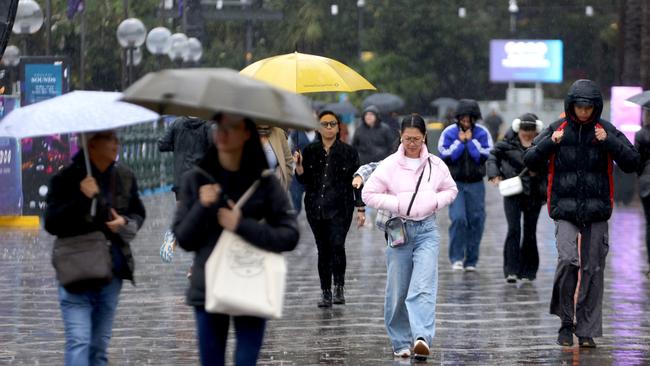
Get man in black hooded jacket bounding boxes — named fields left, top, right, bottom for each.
left=524, top=79, right=639, bottom=348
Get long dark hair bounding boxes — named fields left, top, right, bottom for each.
left=317, top=110, right=341, bottom=141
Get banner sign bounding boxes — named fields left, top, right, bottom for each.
left=610, top=86, right=643, bottom=144
left=0, top=137, right=22, bottom=215
left=490, top=39, right=563, bottom=83
left=19, top=57, right=70, bottom=215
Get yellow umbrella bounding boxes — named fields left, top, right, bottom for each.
left=240, top=51, right=376, bottom=94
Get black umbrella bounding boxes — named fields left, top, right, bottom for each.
left=362, top=93, right=405, bottom=113
left=430, top=97, right=459, bottom=110
left=322, top=101, right=358, bottom=116
left=627, top=90, right=650, bottom=108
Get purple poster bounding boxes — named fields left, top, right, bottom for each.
left=0, top=96, right=21, bottom=214
left=0, top=137, right=22, bottom=215
left=610, top=86, right=643, bottom=144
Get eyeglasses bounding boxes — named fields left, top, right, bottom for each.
left=403, top=136, right=424, bottom=144
left=210, top=122, right=242, bottom=133
left=320, top=121, right=338, bottom=128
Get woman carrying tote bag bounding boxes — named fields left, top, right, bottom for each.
left=362, top=114, right=458, bottom=360
left=173, top=113, right=299, bottom=366
left=487, top=113, right=546, bottom=283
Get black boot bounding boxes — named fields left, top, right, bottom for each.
left=317, top=289, right=332, bottom=308
left=333, top=285, right=345, bottom=304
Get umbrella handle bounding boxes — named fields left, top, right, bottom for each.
left=80, top=133, right=97, bottom=217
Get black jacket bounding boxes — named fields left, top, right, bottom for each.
left=635, top=125, right=650, bottom=175
left=487, top=129, right=546, bottom=201
left=524, top=79, right=639, bottom=225
left=297, top=139, right=364, bottom=222
left=352, top=106, right=398, bottom=165
left=173, top=146, right=299, bottom=306
left=45, top=152, right=146, bottom=283
left=158, top=117, right=211, bottom=192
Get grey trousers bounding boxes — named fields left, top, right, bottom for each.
left=550, top=220, right=609, bottom=337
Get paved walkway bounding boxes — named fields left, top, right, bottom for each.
left=1, top=187, right=649, bottom=365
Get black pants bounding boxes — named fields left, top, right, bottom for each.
left=307, top=214, right=352, bottom=290
left=642, top=195, right=650, bottom=266
left=550, top=220, right=608, bottom=337
left=502, top=195, right=542, bottom=279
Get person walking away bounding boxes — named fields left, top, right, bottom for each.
left=288, top=128, right=317, bottom=214
left=524, top=79, right=639, bottom=348
left=635, top=106, right=650, bottom=279
left=294, top=110, right=365, bottom=308
left=257, top=125, right=293, bottom=191
left=362, top=114, right=457, bottom=359
left=352, top=105, right=398, bottom=165
left=437, top=99, right=492, bottom=271
left=158, top=116, right=211, bottom=263
left=484, top=102, right=504, bottom=142
left=487, top=113, right=546, bottom=283
left=45, top=130, right=146, bottom=366
left=173, top=113, right=299, bottom=366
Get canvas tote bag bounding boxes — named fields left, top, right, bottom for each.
left=204, top=179, right=287, bottom=319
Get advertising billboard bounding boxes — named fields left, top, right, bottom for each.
left=490, top=39, right=563, bottom=83
left=610, top=86, right=643, bottom=144
left=19, top=57, right=71, bottom=215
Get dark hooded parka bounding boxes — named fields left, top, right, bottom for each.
left=352, top=105, right=399, bottom=165
left=524, top=79, right=639, bottom=226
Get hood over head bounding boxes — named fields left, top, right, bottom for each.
left=362, top=105, right=381, bottom=126
left=564, top=79, right=603, bottom=124
left=455, top=99, right=482, bottom=125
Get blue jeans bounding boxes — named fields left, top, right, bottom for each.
left=289, top=177, right=305, bottom=215
left=448, top=181, right=486, bottom=267
left=384, top=215, right=440, bottom=352
left=194, top=307, right=266, bottom=366
left=58, top=277, right=123, bottom=366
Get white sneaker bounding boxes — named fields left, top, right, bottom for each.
left=451, top=261, right=464, bottom=270
left=464, top=266, right=476, bottom=272
left=506, top=274, right=517, bottom=283
left=393, top=348, right=411, bottom=358
left=413, top=339, right=429, bottom=357
left=160, top=230, right=176, bottom=263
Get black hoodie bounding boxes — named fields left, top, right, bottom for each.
left=352, top=105, right=399, bottom=165
left=524, top=79, right=639, bottom=225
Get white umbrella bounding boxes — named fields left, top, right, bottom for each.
left=0, top=90, right=159, bottom=215
left=0, top=90, right=159, bottom=137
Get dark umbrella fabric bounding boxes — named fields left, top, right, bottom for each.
left=627, top=91, right=650, bottom=108
left=362, top=93, right=405, bottom=113
left=322, top=101, right=358, bottom=116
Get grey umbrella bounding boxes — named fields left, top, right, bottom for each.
left=322, top=101, right=358, bottom=116
left=627, top=90, right=650, bottom=108
left=362, top=93, right=405, bottom=113
left=121, top=68, right=319, bottom=130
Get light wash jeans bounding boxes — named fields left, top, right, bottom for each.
left=384, top=215, right=440, bottom=352
left=448, top=181, right=486, bottom=267
left=58, top=277, right=122, bottom=366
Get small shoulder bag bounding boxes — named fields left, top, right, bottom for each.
left=385, top=161, right=427, bottom=248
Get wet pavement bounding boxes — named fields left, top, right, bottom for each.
left=1, top=187, right=649, bottom=365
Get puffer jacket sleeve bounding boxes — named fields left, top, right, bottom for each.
left=524, top=125, right=556, bottom=171
left=235, top=175, right=299, bottom=253
left=157, top=120, right=177, bottom=152
left=362, top=161, right=399, bottom=213
left=601, top=126, right=640, bottom=173
left=173, top=170, right=217, bottom=252
left=486, top=142, right=505, bottom=179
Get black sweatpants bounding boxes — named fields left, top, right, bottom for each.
left=502, top=195, right=542, bottom=279
left=641, top=195, right=650, bottom=266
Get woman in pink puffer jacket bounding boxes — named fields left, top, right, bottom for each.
left=362, top=114, right=457, bottom=360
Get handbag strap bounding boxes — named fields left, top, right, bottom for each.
left=406, top=158, right=429, bottom=216
left=518, top=167, right=529, bottom=177
left=234, top=170, right=274, bottom=209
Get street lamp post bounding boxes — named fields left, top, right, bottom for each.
left=185, top=37, right=203, bottom=67
left=357, top=0, right=365, bottom=60
left=146, top=26, right=172, bottom=70
left=12, top=0, right=44, bottom=55
left=1, top=45, right=21, bottom=94
left=167, top=33, right=190, bottom=68
left=508, top=0, right=518, bottom=34
left=116, top=18, right=147, bottom=88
